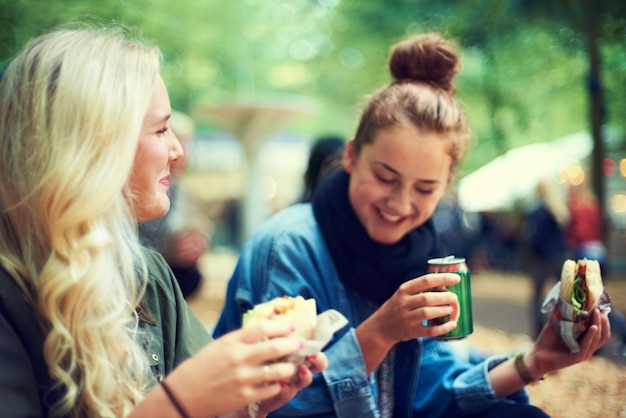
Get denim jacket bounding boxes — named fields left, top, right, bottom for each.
left=213, top=204, right=530, bottom=418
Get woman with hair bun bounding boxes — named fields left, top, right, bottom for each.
left=0, top=27, right=327, bottom=418
left=214, top=33, right=609, bottom=417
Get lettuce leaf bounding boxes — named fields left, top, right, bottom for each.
left=571, top=276, right=586, bottom=311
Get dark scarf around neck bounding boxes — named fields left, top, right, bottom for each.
left=312, top=169, right=442, bottom=306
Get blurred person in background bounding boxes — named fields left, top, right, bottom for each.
left=139, top=110, right=211, bottom=298
left=0, top=27, right=327, bottom=418
left=567, top=182, right=626, bottom=354
left=300, top=134, right=345, bottom=203
left=432, top=187, right=471, bottom=261
left=213, top=32, right=610, bottom=418
left=566, top=183, right=606, bottom=267
left=522, top=178, right=570, bottom=337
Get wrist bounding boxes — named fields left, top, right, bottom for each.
left=160, top=380, right=192, bottom=418
left=359, top=310, right=396, bottom=348
left=514, top=352, right=546, bottom=385
left=524, top=351, right=548, bottom=381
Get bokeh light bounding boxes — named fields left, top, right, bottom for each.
left=290, top=39, right=315, bottom=61
left=563, top=163, right=585, bottom=185
left=339, top=47, right=364, bottom=69
left=612, top=193, right=626, bottom=213
left=603, top=157, right=616, bottom=177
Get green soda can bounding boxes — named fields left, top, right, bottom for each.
left=426, top=256, right=473, bottom=340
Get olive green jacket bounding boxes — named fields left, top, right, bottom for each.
left=0, top=247, right=211, bottom=417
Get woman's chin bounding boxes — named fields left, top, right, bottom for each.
left=136, top=202, right=170, bottom=223
left=368, top=229, right=403, bottom=245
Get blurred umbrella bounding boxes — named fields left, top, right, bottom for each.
left=458, top=131, right=592, bottom=212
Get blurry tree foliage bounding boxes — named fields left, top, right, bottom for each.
left=1, top=0, right=624, bottom=180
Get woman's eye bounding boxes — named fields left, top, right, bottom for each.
left=156, top=127, right=169, bottom=135
left=416, top=187, right=434, bottom=195
left=375, top=174, right=394, bottom=184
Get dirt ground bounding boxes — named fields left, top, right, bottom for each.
left=187, top=251, right=626, bottom=418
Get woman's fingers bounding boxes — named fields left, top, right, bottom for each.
left=256, top=362, right=297, bottom=385
left=305, top=353, right=328, bottom=375
left=214, top=322, right=306, bottom=383
left=582, top=310, right=611, bottom=356
left=422, top=320, right=458, bottom=338
left=238, top=319, right=296, bottom=343
left=228, top=320, right=303, bottom=364
left=598, top=310, right=611, bottom=344
left=565, top=310, right=610, bottom=361
left=247, top=336, right=303, bottom=366
left=400, top=273, right=460, bottom=294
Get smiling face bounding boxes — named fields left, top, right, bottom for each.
left=343, top=124, right=452, bottom=245
left=127, top=75, right=183, bottom=222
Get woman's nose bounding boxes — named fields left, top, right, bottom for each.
left=387, top=186, right=413, bottom=214
left=170, top=134, right=184, bottom=162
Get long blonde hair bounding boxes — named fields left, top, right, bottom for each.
left=0, top=28, right=160, bottom=417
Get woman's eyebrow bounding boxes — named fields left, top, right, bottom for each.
left=374, top=161, right=400, bottom=175
left=146, top=112, right=171, bottom=128
left=373, top=161, right=441, bottom=184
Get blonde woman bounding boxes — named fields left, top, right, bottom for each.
left=0, top=28, right=326, bottom=418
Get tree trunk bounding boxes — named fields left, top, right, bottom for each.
left=585, top=0, right=607, bottom=242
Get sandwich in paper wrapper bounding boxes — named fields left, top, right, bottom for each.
left=243, top=296, right=348, bottom=366
left=541, top=258, right=611, bottom=353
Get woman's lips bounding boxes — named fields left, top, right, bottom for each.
left=159, top=176, right=170, bottom=187
left=378, top=208, right=403, bottom=223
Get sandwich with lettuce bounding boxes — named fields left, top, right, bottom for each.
left=544, top=258, right=611, bottom=352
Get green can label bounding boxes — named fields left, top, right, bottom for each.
left=427, top=256, right=473, bottom=340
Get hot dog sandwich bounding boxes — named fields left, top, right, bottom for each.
left=243, top=296, right=317, bottom=339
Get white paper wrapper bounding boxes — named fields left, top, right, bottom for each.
left=541, top=281, right=611, bottom=353
left=282, top=309, right=349, bottom=364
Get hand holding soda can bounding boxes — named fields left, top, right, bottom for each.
left=426, top=256, right=473, bottom=340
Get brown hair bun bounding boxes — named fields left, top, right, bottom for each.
left=388, top=33, right=460, bottom=94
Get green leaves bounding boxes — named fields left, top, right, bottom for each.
left=571, top=276, right=587, bottom=311
left=1, top=0, right=624, bottom=174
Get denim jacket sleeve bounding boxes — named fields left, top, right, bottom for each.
left=452, top=354, right=531, bottom=412
left=319, top=328, right=379, bottom=418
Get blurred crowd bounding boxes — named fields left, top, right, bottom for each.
left=432, top=179, right=626, bottom=349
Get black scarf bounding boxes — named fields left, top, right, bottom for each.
left=312, top=169, right=443, bottom=306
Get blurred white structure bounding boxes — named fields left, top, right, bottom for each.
left=194, top=98, right=315, bottom=241
left=458, top=131, right=593, bottom=212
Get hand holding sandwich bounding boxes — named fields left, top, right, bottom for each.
left=527, top=258, right=611, bottom=380
left=490, top=258, right=611, bottom=398
left=530, top=306, right=610, bottom=375
left=489, top=307, right=610, bottom=398
left=541, top=258, right=612, bottom=352
left=144, top=320, right=327, bottom=418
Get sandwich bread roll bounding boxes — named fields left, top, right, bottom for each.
left=559, top=258, right=604, bottom=312
left=243, top=296, right=317, bottom=339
